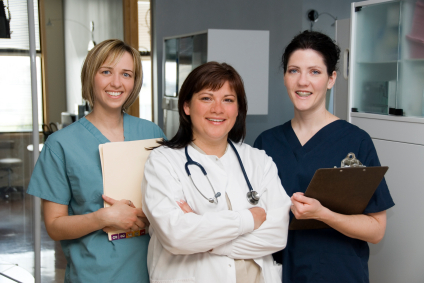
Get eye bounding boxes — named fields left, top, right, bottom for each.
left=123, top=72, right=132, bottom=78
left=287, top=69, right=298, bottom=74
left=200, top=96, right=212, bottom=101
left=224, top=98, right=235, bottom=103
left=311, top=70, right=321, bottom=75
left=102, top=70, right=111, bottom=75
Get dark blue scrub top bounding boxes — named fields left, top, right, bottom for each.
left=254, top=120, right=394, bottom=283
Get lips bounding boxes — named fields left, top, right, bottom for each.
left=206, top=118, right=225, bottom=122
left=106, top=91, right=123, bottom=97
left=295, top=91, right=312, bottom=97
left=207, top=118, right=224, bottom=122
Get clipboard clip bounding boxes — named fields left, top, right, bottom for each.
left=340, top=153, right=365, bottom=168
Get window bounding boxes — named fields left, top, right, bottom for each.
left=138, top=0, right=152, bottom=121
left=0, top=0, right=43, bottom=132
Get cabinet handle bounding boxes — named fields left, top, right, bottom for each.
left=343, top=48, right=349, bottom=80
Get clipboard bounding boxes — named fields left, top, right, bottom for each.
left=99, top=138, right=161, bottom=240
left=289, top=153, right=388, bottom=230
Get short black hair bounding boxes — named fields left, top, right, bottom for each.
left=159, top=61, right=247, bottom=149
left=282, top=30, right=340, bottom=76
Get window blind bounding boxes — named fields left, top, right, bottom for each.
left=138, top=1, right=150, bottom=52
left=0, top=0, right=40, bottom=50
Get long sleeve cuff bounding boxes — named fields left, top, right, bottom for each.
left=210, top=240, right=232, bottom=256
left=238, top=208, right=254, bottom=235
left=211, top=209, right=254, bottom=256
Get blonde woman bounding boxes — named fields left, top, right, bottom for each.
left=27, top=39, right=165, bottom=282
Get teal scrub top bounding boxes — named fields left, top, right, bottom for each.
left=27, top=113, right=166, bottom=283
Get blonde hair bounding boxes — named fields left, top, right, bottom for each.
left=81, top=39, right=142, bottom=112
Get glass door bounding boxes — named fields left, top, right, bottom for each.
left=398, top=0, right=424, bottom=117
left=350, top=0, right=401, bottom=115
left=0, top=0, right=43, bottom=282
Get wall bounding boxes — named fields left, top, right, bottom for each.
left=302, top=0, right=353, bottom=39
left=42, top=0, right=67, bottom=124
left=152, top=0, right=303, bottom=145
left=63, top=0, right=124, bottom=114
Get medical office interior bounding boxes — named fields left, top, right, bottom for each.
left=0, top=0, right=423, bottom=282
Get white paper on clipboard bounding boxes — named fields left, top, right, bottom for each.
left=99, top=138, right=161, bottom=241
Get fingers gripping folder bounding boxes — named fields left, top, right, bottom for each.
left=289, top=153, right=388, bottom=230
left=99, top=139, right=161, bottom=240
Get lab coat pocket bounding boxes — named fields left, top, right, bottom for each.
left=150, top=278, right=195, bottom=283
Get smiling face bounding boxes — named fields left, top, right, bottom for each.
left=284, top=49, right=336, bottom=114
left=92, top=51, right=135, bottom=113
left=183, top=81, right=238, bottom=147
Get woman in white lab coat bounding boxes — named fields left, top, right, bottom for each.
left=142, top=62, right=291, bottom=283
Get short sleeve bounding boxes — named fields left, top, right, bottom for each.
left=155, top=125, right=167, bottom=140
left=123, top=113, right=167, bottom=141
left=26, top=143, right=71, bottom=205
left=359, top=136, right=395, bottom=213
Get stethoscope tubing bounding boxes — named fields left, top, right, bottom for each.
left=227, top=140, right=254, bottom=193
left=184, top=140, right=258, bottom=205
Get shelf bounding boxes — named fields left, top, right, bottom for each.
left=351, top=112, right=424, bottom=124
left=356, top=60, right=398, bottom=64
left=350, top=112, right=424, bottom=146
left=403, top=58, right=424, bottom=62
left=357, top=59, right=424, bottom=64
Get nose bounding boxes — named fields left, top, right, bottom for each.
left=297, top=72, right=309, bottom=86
left=211, top=100, right=224, bottom=114
left=110, top=73, right=122, bottom=88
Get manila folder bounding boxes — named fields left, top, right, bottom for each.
left=99, top=138, right=161, bottom=241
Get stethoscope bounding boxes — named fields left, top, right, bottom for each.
left=184, top=140, right=260, bottom=205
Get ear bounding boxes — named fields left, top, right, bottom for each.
left=327, top=71, right=337, bottom=89
left=183, top=101, right=190, bottom=116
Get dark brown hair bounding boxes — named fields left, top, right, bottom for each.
left=282, top=30, right=340, bottom=76
left=160, top=61, right=247, bottom=149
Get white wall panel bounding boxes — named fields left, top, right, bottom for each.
left=207, top=29, right=269, bottom=115
left=369, top=138, right=424, bottom=283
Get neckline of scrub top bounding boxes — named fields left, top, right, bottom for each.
left=79, top=113, right=130, bottom=144
left=284, top=119, right=346, bottom=156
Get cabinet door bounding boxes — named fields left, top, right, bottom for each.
left=350, top=1, right=401, bottom=115
left=164, top=38, right=178, bottom=97
left=398, top=0, right=424, bottom=117
left=334, top=18, right=350, bottom=121
left=351, top=0, right=424, bottom=118
left=369, top=139, right=424, bottom=283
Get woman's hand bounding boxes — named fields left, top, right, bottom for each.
left=249, top=207, right=267, bottom=230
left=100, top=195, right=147, bottom=232
left=177, top=200, right=194, bottom=214
left=290, top=192, right=325, bottom=220
left=290, top=192, right=387, bottom=243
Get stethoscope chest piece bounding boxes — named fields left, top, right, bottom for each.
left=208, top=192, right=222, bottom=204
left=246, top=190, right=260, bottom=205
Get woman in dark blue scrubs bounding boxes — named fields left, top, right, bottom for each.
left=254, top=31, right=394, bottom=283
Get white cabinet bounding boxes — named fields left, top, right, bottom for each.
left=349, top=1, right=424, bottom=282
left=368, top=138, right=424, bottom=283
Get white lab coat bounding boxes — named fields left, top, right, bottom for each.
left=142, top=142, right=291, bottom=283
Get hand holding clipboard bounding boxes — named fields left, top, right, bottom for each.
left=289, top=153, right=388, bottom=230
